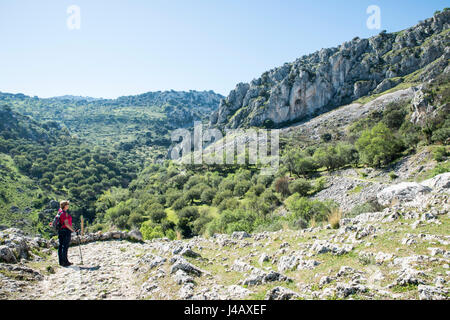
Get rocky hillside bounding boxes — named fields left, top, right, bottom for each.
left=210, top=10, right=449, bottom=129
left=0, top=172, right=448, bottom=300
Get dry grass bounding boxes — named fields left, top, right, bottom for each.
left=390, top=198, right=400, bottom=207
left=328, top=208, right=343, bottom=229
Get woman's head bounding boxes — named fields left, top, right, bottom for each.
left=60, top=200, right=70, bottom=211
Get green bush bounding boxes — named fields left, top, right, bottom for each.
left=127, top=212, right=145, bottom=227
left=172, top=197, right=188, bottom=211
left=148, top=203, right=167, bottom=223
left=389, top=171, right=398, bottom=180
left=433, top=146, right=448, bottom=162
left=206, top=209, right=257, bottom=236
left=140, top=221, right=165, bottom=240
left=313, top=177, right=327, bottom=193
left=212, top=189, right=233, bottom=206
left=382, top=102, right=407, bottom=130
left=356, top=123, right=402, bottom=167
left=218, top=194, right=239, bottom=210
left=176, top=206, right=200, bottom=238
left=200, top=187, right=216, bottom=205
left=289, top=178, right=312, bottom=196
left=233, top=180, right=252, bottom=197
left=285, top=194, right=336, bottom=223
left=347, top=200, right=384, bottom=218
left=281, top=150, right=317, bottom=177
left=432, top=127, right=450, bottom=144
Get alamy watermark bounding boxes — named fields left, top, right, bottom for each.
left=366, top=5, right=381, bottom=30
left=170, top=122, right=279, bottom=175
left=67, top=5, right=81, bottom=30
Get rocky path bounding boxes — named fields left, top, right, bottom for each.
left=2, top=173, right=449, bottom=301
left=22, top=241, right=146, bottom=300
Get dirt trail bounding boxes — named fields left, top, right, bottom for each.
left=23, top=241, right=145, bottom=300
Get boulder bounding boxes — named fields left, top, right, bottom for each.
left=418, top=285, right=448, bottom=300
left=170, top=256, right=203, bottom=277
left=173, top=269, right=195, bottom=285
left=231, top=231, right=251, bottom=240
left=377, top=182, right=431, bottom=206
left=420, top=172, right=450, bottom=191
left=0, top=245, right=17, bottom=263
left=127, top=230, right=143, bottom=242
left=335, top=282, right=368, bottom=298
left=265, top=286, right=300, bottom=300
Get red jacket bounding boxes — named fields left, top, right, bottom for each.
left=59, top=208, right=72, bottom=230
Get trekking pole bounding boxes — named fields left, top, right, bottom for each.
left=78, top=216, right=84, bottom=265
left=77, top=230, right=84, bottom=265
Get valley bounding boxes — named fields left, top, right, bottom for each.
left=0, top=9, right=449, bottom=300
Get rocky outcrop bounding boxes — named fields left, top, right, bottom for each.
left=210, top=11, right=450, bottom=129
left=377, top=182, right=432, bottom=206
left=377, top=173, right=450, bottom=206
left=0, top=228, right=145, bottom=264
left=0, top=228, right=51, bottom=264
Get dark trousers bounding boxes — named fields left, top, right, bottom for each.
left=58, top=228, right=72, bottom=265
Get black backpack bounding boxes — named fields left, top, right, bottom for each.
left=51, top=210, right=63, bottom=233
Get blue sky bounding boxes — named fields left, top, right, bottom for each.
left=0, top=0, right=446, bottom=98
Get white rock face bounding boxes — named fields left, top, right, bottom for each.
left=421, top=172, right=450, bottom=192
left=377, top=173, right=450, bottom=207
left=210, top=11, right=450, bottom=129
left=377, top=182, right=432, bottom=206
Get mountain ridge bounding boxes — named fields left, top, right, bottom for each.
left=210, top=10, right=450, bottom=129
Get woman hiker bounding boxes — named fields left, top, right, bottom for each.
left=57, top=200, right=78, bottom=267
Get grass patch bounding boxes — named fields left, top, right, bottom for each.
left=391, top=283, right=418, bottom=293
left=348, top=185, right=363, bottom=195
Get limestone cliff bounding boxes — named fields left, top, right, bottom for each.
left=210, top=10, right=450, bottom=129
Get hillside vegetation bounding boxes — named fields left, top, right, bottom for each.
left=0, top=10, right=448, bottom=301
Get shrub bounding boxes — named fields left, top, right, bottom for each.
left=288, top=217, right=308, bottom=230
left=172, top=197, right=188, bottom=211
left=313, top=143, right=358, bottom=171
left=165, top=188, right=183, bottom=205
left=148, top=203, right=167, bottom=223
left=192, top=209, right=214, bottom=236
left=320, top=133, right=332, bottom=142
left=247, top=183, right=265, bottom=197
left=140, top=221, right=165, bottom=240
left=177, top=206, right=199, bottom=221
left=285, top=194, right=336, bottom=223
left=218, top=179, right=235, bottom=192
left=184, top=186, right=203, bottom=204
left=356, top=123, right=402, bottom=167
left=389, top=171, right=398, bottom=180
left=289, top=178, right=312, bottom=196
left=127, top=212, right=145, bottom=227
left=313, top=177, right=327, bottom=193
left=382, top=102, right=407, bottom=130
left=431, top=127, right=450, bottom=144
left=212, top=189, right=233, bottom=206
left=273, top=176, right=290, bottom=197
left=233, top=180, right=252, bottom=197
left=433, top=146, right=448, bottom=162
left=206, top=209, right=257, bottom=236
left=328, top=208, right=342, bottom=229
left=176, top=206, right=200, bottom=238
left=294, top=156, right=317, bottom=177
left=200, top=187, right=216, bottom=205
left=218, top=197, right=240, bottom=213
left=347, top=200, right=384, bottom=218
